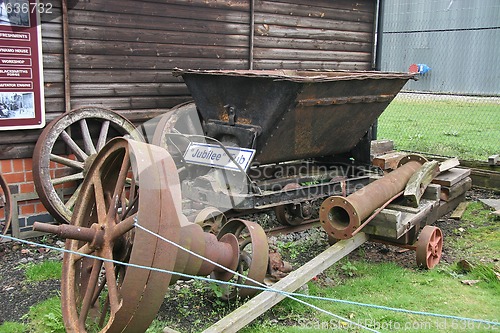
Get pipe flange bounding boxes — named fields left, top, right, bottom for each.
left=397, top=154, right=427, bottom=168
left=319, top=196, right=361, bottom=240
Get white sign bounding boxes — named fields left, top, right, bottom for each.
left=184, top=142, right=255, bottom=172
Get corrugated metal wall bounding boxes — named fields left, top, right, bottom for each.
left=379, top=0, right=500, bottom=95
left=0, top=0, right=376, bottom=159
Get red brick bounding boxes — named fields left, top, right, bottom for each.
left=25, top=170, right=33, bottom=182
left=12, top=159, right=24, bottom=173
left=35, top=203, right=47, bottom=213
left=0, top=160, right=12, bottom=173
left=20, top=183, right=35, bottom=194
left=24, top=158, right=33, bottom=171
left=3, top=172, right=25, bottom=184
left=20, top=204, right=35, bottom=216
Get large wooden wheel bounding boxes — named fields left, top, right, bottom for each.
left=60, top=138, right=180, bottom=332
left=0, top=173, right=12, bottom=235
left=33, top=107, right=143, bottom=224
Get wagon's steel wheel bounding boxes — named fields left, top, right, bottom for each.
left=274, top=204, right=304, bottom=226
left=0, top=173, right=12, bottom=235
left=33, top=106, right=143, bottom=224
left=416, top=226, right=443, bottom=269
left=194, top=207, right=227, bottom=234
left=213, top=218, right=268, bottom=300
left=60, top=138, right=180, bottom=333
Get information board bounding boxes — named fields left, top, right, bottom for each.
left=0, top=0, right=45, bottom=130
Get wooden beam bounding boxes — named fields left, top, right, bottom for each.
left=450, top=202, right=469, bottom=220
left=439, top=158, right=460, bottom=173
left=404, top=160, right=439, bottom=207
left=201, top=232, right=369, bottom=333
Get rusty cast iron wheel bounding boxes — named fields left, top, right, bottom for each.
left=416, top=226, right=443, bottom=269
left=274, top=204, right=304, bottom=226
left=61, top=138, right=180, bottom=333
left=194, top=206, right=227, bottom=234
left=0, top=173, right=12, bottom=235
left=214, top=218, right=269, bottom=300
left=33, top=107, right=143, bottom=224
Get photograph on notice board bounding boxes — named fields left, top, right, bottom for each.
left=0, top=92, right=34, bottom=119
left=0, top=0, right=31, bottom=28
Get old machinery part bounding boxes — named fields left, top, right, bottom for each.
left=215, top=218, right=269, bottom=300
left=0, top=173, right=12, bottom=235
left=34, top=138, right=178, bottom=333
left=416, top=226, right=443, bottom=269
left=175, top=69, right=415, bottom=164
left=320, top=155, right=427, bottom=240
left=33, top=106, right=143, bottom=224
left=151, top=101, right=203, bottom=154
left=274, top=203, right=307, bottom=226
left=33, top=138, right=269, bottom=332
left=194, top=206, right=227, bottom=234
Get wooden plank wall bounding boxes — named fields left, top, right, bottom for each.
left=253, top=0, right=375, bottom=70
left=0, top=0, right=375, bottom=160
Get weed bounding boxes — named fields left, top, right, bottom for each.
left=340, top=261, right=358, bottom=277
left=24, top=260, right=62, bottom=282
left=24, top=296, right=64, bottom=333
left=0, top=322, right=26, bottom=333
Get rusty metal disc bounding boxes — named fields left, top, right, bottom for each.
left=214, top=218, right=269, bottom=300
left=0, top=173, right=12, bottom=235
left=33, top=107, right=143, bottom=224
left=61, top=138, right=180, bottom=332
left=416, top=226, right=443, bottom=269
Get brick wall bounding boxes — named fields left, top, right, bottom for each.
left=0, top=158, right=54, bottom=236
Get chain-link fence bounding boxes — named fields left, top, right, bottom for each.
left=377, top=93, right=499, bottom=162
left=376, top=0, right=500, bottom=162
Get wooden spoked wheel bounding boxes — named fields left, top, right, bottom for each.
left=33, top=107, right=143, bottom=224
left=416, top=226, right=443, bottom=269
left=61, top=138, right=180, bottom=332
left=194, top=207, right=227, bottom=234
left=214, top=219, right=269, bottom=300
left=0, top=173, right=12, bottom=235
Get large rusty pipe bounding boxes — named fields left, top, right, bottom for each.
left=320, top=155, right=426, bottom=240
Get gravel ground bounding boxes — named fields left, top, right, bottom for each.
left=0, top=188, right=498, bottom=329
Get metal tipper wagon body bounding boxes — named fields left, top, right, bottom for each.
left=167, top=69, right=416, bottom=219
left=33, top=69, right=462, bottom=332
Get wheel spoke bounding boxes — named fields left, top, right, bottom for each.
left=108, top=153, right=131, bottom=220
left=50, top=154, right=84, bottom=170
left=96, top=120, right=110, bottom=151
left=60, top=130, right=89, bottom=161
left=78, top=259, right=103, bottom=327
left=103, top=260, right=121, bottom=312
left=65, top=183, right=84, bottom=210
left=93, top=177, right=108, bottom=224
left=73, top=243, right=95, bottom=262
left=79, top=119, right=98, bottom=155
left=51, top=172, right=84, bottom=186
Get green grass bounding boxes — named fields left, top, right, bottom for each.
left=378, top=98, right=500, bottom=161
left=242, top=202, right=500, bottom=333
left=242, top=260, right=499, bottom=333
left=0, top=322, right=26, bottom=333
left=25, top=296, right=65, bottom=333
left=24, top=260, right=62, bottom=282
